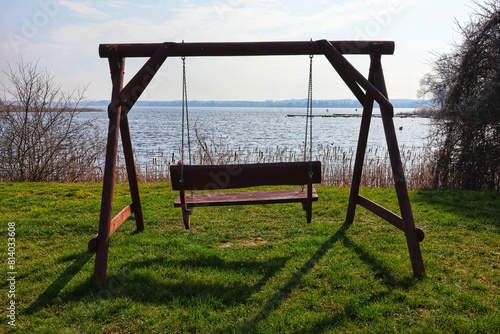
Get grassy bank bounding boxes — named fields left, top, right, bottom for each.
left=1, top=182, right=499, bottom=333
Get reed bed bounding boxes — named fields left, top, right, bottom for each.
left=112, top=136, right=435, bottom=189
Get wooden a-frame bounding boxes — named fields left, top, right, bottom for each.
left=89, top=40, right=425, bottom=288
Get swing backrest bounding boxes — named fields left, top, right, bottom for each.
left=170, top=161, right=321, bottom=191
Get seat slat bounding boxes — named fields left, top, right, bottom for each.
left=174, top=188, right=318, bottom=207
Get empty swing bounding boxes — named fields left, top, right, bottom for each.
left=170, top=55, right=322, bottom=229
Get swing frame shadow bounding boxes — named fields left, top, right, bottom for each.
left=89, top=39, right=425, bottom=289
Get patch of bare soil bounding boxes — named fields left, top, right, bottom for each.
left=219, top=237, right=266, bottom=248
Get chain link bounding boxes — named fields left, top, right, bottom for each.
left=181, top=56, right=191, bottom=165
left=304, top=54, right=313, bottom=162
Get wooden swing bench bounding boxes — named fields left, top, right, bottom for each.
left=170, top=161, right=322, bottom=229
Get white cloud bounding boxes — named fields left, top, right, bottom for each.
left=59, top=1, right=107, bottom=19
left=38, top=0, right=423, bottom=100
left=104, top=1, right=154, bottom=10
left=105, top=1, right=129, bottom=9
left=0, top=0, right=470, bottom=101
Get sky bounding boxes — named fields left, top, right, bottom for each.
left=0, top=0, right=477, bottom=102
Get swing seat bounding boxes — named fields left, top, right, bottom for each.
left=170, top=161, right=322, bottom=229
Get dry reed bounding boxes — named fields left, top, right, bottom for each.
left=109, top=134, right=434, bottom=189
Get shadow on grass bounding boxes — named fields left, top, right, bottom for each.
left=292, top=288, right=396, bottom=334
left=236, top=221, right=419, bottom=333
left=341, top=234, right=419, bottom=290
left=24, top=251, right=94, bottom=315
left=97, top=254, right=291, bottom=307
left=24, top=219, right=419, bottom=332
left=413, top=189, right=500, bottom=229
left=293, top=233, right=423, bottom=334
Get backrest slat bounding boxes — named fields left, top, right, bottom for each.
left=170, top=161, right=321, bottom=191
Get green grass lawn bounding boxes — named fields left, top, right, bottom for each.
left=1, top=182, right=499, bottom=333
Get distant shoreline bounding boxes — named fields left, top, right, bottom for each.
left=0, top=105, right=104, bottom=112
left=1, top=99, right=435, bottom=112
left=84, top=98, right=433, bottom=109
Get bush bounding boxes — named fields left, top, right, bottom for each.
left=0, top=59, right=104, bottom=182
left=419, top=0, right=500, bottom=190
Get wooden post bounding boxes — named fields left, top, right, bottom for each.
left=91, top=45, right=169, bottom=288
left=345, top=60, right=376, bottom=223
left=120, top=114, right=145, bottom=231
left=93, top=49, right=124, bottom=288
left=372, top=54, right=426, bottom=277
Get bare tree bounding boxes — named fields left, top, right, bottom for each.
left=0, top=59, right=104, bottom=182
left=419, top=0, right=500, bottom=190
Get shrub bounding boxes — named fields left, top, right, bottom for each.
left=0, top=59, right=104, bottom=182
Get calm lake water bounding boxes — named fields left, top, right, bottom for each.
left=78, top=106, right=433, bottom=168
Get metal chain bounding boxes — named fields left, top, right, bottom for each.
left=181, top=57, right=186, bottom=164
left=181, top=56, right=192, bottom=165
left=304, top=54, right=313, bottom=162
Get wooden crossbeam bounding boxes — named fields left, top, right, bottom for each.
left=99, top=40, right=395, bottom=58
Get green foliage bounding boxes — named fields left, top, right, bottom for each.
left=1, top=182, right=499, bottom=333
